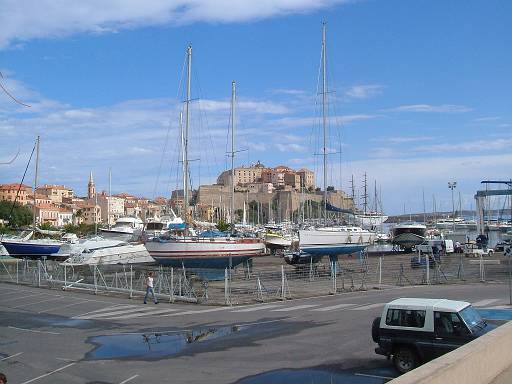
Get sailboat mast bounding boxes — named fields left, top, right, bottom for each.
left=230, top=80, right=236, bottom=224
left=33, top=135, right=40, bottom=231
left=183, top=45, right=192, bottom=221
left=322, top=22, right=328, bottom=223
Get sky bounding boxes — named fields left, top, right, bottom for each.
left=0, top=0, right=511, bottom=215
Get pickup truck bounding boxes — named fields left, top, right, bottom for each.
left=372, top=298, right=494, bottom=373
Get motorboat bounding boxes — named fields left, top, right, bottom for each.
left=58, top=237, right=154, bottom=267
left=392, top=222, right=427, bottom=251
left=100, top=217, right=144, bottom=241
left=298, top=226, right=375, bottom=256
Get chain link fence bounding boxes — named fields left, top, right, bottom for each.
left=1, top=251, right=511, bottom=306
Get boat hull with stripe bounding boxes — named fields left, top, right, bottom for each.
left=145, top=237, right=266, bottom=269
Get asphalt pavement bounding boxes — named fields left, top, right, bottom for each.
left=0, top=281, right=511, bottom=384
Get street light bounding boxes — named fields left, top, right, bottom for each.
left=448, top=181, right=457, bottom=232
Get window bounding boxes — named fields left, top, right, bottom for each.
left=434, top=312, right=469, bottom=336
left=386, top=308, right=426, bottom=328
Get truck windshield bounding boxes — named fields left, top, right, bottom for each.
left=459, top=305, right=484, bottom=329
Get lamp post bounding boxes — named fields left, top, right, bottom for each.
left=448, top=181, right=457, bottom=232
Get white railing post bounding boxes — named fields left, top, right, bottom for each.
left=16, top=260, right=19, bottom=284
left=281, top=265, right=285, bottom=301
left=170, top=267, right=174, bottom=303
left=129, top=265, right=133, bottom=299
left=224, top=268, right=229, bottom=305
left=426, top=252, right=430, bottom=285
left=480, top=254, right=485, bottom=282
left=333, top=261, right=337, bottom=294
left=378, top=255, right=382, bottom=289
left=37, top=260, right=41, bottom=287
left=63, top=264, right=67, bottom=290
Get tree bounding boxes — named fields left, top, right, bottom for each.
left=216, top=219, right=230, bottom=232
left=0, top=201, right=32, bottom=228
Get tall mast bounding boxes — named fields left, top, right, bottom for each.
left=33, top=135, right=40, bottom=231
left=362, top=172, right=368, bottom=215
left=179, top=111, right=185, bottom=217
left=321, top=22, right=328, bottom=223
left=183, top=45, right=192, bottom=221
left=230, top=80, right=236, bottom=224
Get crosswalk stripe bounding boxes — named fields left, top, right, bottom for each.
left=271, top=304, right=319, bottom=312
left=162, top=307, right=230, bottom=317
left=473, top=299, right=501, bottom=307
left=75, top=306, right=157, bottom=319
left=231, top=304, right=282, bottom=313
left=102, top=307, right=181, bottom=320
left=311, top=303, right=356, bottom=312
left=73, top=304, right=137, bottom=318
left=351, top=303, right=384, bottom=311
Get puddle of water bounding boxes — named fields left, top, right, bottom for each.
left=477, top=309, right=512, bottom=321
left=86, top=325, right=242, bottom=360
left=236, top=368, right=391, bottom=384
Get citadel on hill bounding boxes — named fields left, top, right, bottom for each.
left=0, top=162, right=356, bottom=227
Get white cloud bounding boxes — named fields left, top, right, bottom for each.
left=274, top=113, right=377, bottom=128
left=473, top=116, right=501, bottom=122
left=377, top=136, right=436, bottom=144
left=414, top=138, right=512, bottom=153
left=275, top=143, right=307, bottom=152
left=384, top=104, right=472, bottom=113
left=0, top=0, right=349, bottom=49
left=345, top=84, right=384, bottom=99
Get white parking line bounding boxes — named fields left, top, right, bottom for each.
left=0, top=352, right=23, bottom=361
left=38, top=300, right=91, bottom=314
left=75, top=306, right=157, bottom=320
left=271, top=304, right=319, bottom=312
left=354, top=372, right=394, bottom=380
left=104, top=308, right=181, bottom=320
left=8, top=326, right=60, bottom=335
left=231, top=304, right=282, bottom=313
left=12, top=296, right=64, bottom=309
left=473, top=299, right=501, bottom=307
left=351, top=303, right=384, bottom=311
left=162, top=307, right=231, bottom=317
left=0, top=292, right=48, bottom=303
left=73, top=304, right=139, bottom=319
left=311, top=303, right=356, bottom=312
left=20, top=362, right=76, bottom=384
left=119, top=374, right=139, bottom=384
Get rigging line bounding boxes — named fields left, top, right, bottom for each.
left=0, top=148, right=20, bottom=165
left=0, top=140, right=36, bottom=241
left=152, top=50, right=187, bottom=199
left=0, top=71, right=31, bottom=107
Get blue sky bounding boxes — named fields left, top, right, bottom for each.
left=0, top=0, right=511, bottom=215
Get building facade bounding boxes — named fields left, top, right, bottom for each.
left=0, top=183, right=32, bottom=205
left=36, top=184, right=74, bottom=203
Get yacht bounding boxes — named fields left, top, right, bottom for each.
left=100, top=217, right=144, bottom=241
left=57, top=237, right=154, bottom=267
left=392, top=222, right=427, bottom=251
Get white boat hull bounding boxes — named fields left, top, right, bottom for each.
left=299, top=227, right=373, bottom=256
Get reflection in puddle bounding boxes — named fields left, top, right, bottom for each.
left=236, top=368, right=393, bottom=384
left=86, top=325, right=242, bottom=360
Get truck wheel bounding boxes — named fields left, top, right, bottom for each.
left=393, top=347, right=418, bottom=373
left=372, top=317, right=381, bottom=342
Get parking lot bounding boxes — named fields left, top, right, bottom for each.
left=1, top=280, right=511, bottom=383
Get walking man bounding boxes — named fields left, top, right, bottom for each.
left=144, top=271, right=158, bottom=304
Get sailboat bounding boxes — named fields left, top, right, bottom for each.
left=296, top=23, right=374, bottom=260
left=145, top=46, right=265, bottom=269
left=0, top=136, right=65, bottom=259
